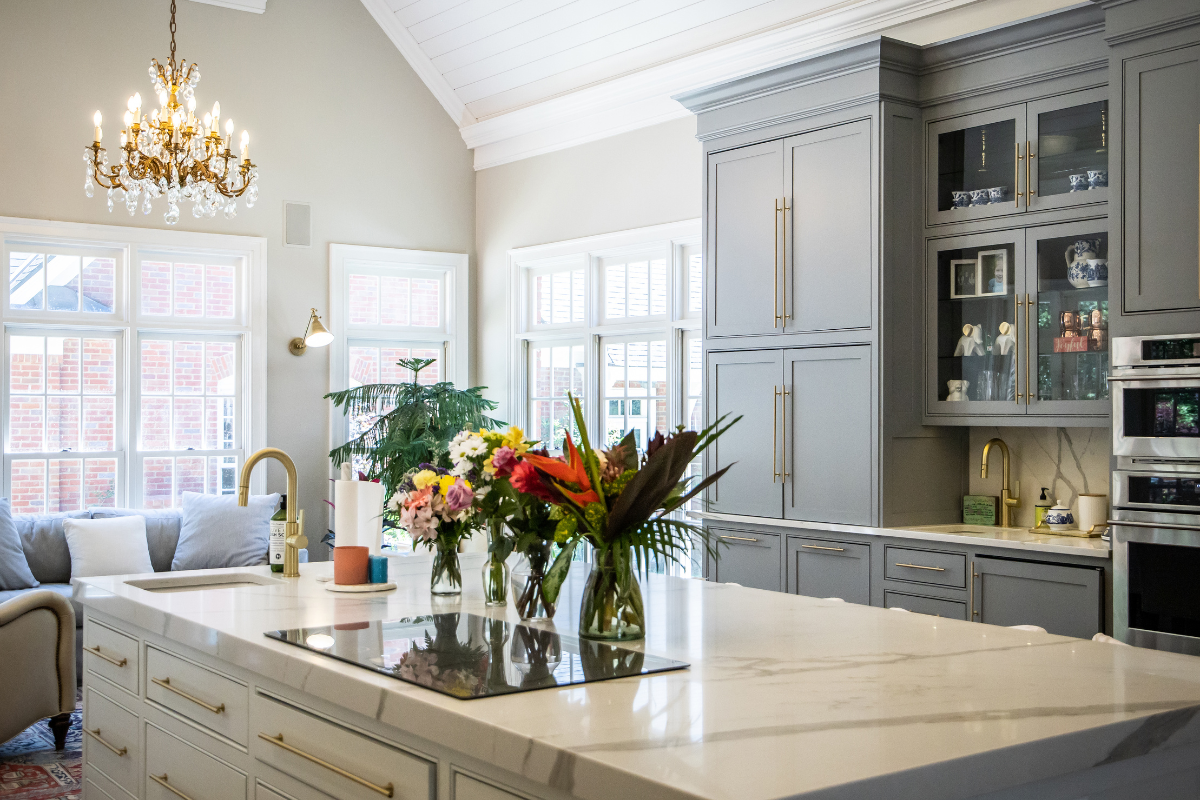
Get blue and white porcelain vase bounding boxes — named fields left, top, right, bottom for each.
left=1065, top=239, right=1101, bottom=289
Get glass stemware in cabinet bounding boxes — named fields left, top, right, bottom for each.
left=936, top=242, right=1019, bottom=404
left=1036, top=101, right=1108, bottom=200
left=937, top=119, right=1017, bottom=212
left=1035, top=231, right=1109, bottom=403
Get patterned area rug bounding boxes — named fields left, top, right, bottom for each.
left=0, top=693, right=82, bottom=800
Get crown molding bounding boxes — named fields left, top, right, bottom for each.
left=187, top=0, right=267, bottom=12
left=358, top=0, right=475, bottom=128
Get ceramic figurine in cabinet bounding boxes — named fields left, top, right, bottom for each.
left=1066, top=239, right=1102, bottom=288
left=993, top=321, right=1016, bottom=355
left=946, top=379, right=971, bottom=401
left=954, top=324, right=985, bottom=357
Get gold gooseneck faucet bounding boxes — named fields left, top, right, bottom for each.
left=238, top=448, right=307, bottom=577
left=981, top=438, right=1020, bottom=528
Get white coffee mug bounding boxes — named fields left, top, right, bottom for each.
left=1077, top=494, right=1108, bottom=534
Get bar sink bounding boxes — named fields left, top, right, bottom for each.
left=125, top=572, right=284, bottom=593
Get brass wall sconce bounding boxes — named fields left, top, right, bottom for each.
left=288, top=308, right=333, bottom=355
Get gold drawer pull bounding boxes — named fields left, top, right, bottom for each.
left=150, top=773, right=195, bottom=800
left=259, top=733, right=394, bottom=797
left=151, top=677, right=225, bottom=714
left=896, top=562, right=946, bottom=572
left=85, top=727, right=127, bottom=756
left=720, top=535, right=758, bottom=543
left=801, top=544, right=844, bottom=552
left=86, top=645, right=127, bottom=667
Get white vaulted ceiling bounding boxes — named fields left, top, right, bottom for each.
left=358, top=0, right=1081, bottom=168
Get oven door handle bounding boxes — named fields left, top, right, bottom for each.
left=1109, top=519, right=1200, bottom=533
left=1108, top=374, right=1197, bottom=382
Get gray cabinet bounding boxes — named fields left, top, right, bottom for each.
left=784, top=346, right=873, bottom=524
left=707, top=140, right=785, bottom=338
left=783, top=120, right=873, bottom=333
left=972, top=555, right=1104, bottom=638
left=787, top=535, right=870, bottom=604
left=706, top=349, right=783, bottom=517
left=711, top=527, right=782, bottom=591
left=1119, top=44, right=1200, bottom=316
left=884, top=590, right=968, bottom=620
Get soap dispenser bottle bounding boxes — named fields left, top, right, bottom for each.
left=1034, top=488, right=1052, bottom=529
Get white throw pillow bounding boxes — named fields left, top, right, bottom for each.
left=63, top=516, right=154, bottom=579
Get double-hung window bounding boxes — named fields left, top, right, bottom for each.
left=510, top=221, right=702, bottom=573
left=1, top=218, right=266, bottom=512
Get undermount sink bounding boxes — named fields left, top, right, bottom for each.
left=902, top=524, right=1031, bottom=536
left=124, top=572, right=284, bottom=593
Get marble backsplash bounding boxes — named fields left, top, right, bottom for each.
left=967, top=427, right=1111, bottom=528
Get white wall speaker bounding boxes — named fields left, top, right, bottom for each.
left=284, top=202, right=311, bottom=248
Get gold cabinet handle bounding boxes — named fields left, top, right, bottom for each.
left=258, top=733, right=394, bottom=798
left=1014, top=297, right=1022, bottom=403
left=86, top=645, right=126, bottom=668
left=774, top=198, right=782, bottom=328
left=1025, top=293, right=1032, bottom=405
left=150, top=774, right=195, bottom=800
left=85, top=727, right=126, bottom=756
left=772, top=386, right=782, bottom=483
left=781, top=386, right=790, bottom=480
left=782, top=198, right=791, bottom=324
left=720, top=535, right=759, bottom=543
left=971, top=561, right=979, bottom=619
left=151, top=677, right=225, bottom=714
left=895, top=562, right=946, bottom=571
left=1026, top=140, right=1036, bottom=200
left=1014, top=141, right=1023, bottom=207
left=801, top=544, right=845, bottom=552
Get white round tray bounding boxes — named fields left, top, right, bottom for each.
left=324, top=582, right=396, bottom=593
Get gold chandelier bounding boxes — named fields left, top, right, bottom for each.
left=84, top=0, right=258, bottom=225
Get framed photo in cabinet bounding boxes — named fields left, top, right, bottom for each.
left=951, top=259, right=979, bottom=299
left=978, top=250, right=1008, bottom=297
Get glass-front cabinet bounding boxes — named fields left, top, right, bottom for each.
left=926, top=222, right=1110, bottom=421
left=927, top=88, right=1109, bottom=225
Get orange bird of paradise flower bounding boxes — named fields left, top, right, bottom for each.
left=521, top=434, right=600, bottom=506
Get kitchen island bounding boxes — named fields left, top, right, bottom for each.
left=75, top=561, right=1200, bottom=800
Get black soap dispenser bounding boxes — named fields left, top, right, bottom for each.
left=1034, top=488, right=1051, bottom=529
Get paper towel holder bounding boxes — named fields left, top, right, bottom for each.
left=289, top=308, right=334, bottom=356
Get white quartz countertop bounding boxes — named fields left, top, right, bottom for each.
left=75, top=560, right=1198, bottom=800
left=695, top=511, right=1112, bottom=559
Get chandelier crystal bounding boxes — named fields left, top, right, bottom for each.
left=84, top=0, right=258, bottom=225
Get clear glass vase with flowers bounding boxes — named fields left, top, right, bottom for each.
left=388, top=465, right=478, bottom=595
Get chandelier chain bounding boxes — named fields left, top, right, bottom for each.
left=169, top=0, right=177, bottom=69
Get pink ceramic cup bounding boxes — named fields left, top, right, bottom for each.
left=333, top=546, right=369, bottom=585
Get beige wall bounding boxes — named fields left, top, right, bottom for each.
left=0, top=0, right=475, bottom=553
left=473, top=116, right=702, bottom=419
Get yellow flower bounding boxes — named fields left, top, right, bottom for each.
left=412, top=470, right=438, bottom=490
left=502, top=426, right=530, bottom=456
left=438, top=475, right=456, bottom=496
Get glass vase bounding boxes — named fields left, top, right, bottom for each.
left=482, top=524, right=510, bottom=607
left=579, top=547, right=644, bottom=641
left=430, top=543, right=462, bottom=595
left=511, top=542, right=556, bottom=621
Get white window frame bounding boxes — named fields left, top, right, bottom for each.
left=508, top=220, right=701, bottom=446
left=327, top=243, right=469, bottom=475
left=0, top=215, right=268, bottom=508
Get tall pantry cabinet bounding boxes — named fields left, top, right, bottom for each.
left=678, top=40, right=966, bottom=534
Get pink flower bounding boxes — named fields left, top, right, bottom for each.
left=491, top=447, right=518, bottom=477
left=444, top=479, right=474, bottom=512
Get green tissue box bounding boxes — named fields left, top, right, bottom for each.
left=963, top=495, right=999, bottom=526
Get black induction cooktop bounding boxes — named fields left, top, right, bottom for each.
left=265, top=613, right=688, bottom=699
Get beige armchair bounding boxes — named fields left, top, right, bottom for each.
left=0, top=590, right=76, bottom=748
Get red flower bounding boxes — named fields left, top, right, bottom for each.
left=491, top=446, right=518, bottom=477
left=523, top=434, right=600, bottom=506
left=511, top=460, right=559, bottom=503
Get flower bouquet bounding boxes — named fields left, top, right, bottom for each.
left=387, top=465, right=478, bottom=594
left=511, top=395, right=737, bottom=640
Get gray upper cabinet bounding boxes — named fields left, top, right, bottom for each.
left=785, top=345, right=873, bottom=525
left=972, top=556, right=1103, bottom=639
left=787, top=535, right=870, bottom=604
left=706, top=349, right=783, bottom=517
left=1120, top=44, right=1200, bottom=316
left=784, top=120, right=874, bottom=333
left=1026, top=87, right=1111, bottom=213
left=707, top=140, right=785, bottom=338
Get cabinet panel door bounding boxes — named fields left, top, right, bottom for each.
left=784, top=345, right=873, bottom=525
left=973, top=556, right=1103, bottom=638
left=1026, top=87, right=1110, bottom=212
left=711, top=527, right=782, bottom=592
left=926, top=105, right=1028, bottom=226
left=784, top=120, right=873, bottom=333
left=787, top=535, right=870, bottom=604
left=707, top=141, right=784, bottom=337
left=706, top=349, right=783, bottom=517
left=1123, top=44, right=1200, bottom=313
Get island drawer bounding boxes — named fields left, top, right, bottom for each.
left=146, top=645, right=249, bottom=745
left=884, top=546, right=966, bottom=588
left=884, top=590, right=968, bottom=620
left=84, top=618, right=139, bottom=696
left=454, top=772, right=528, bottom=800
left=146, top=721, right=247, bottom=800
left=84, top=685, right=140, bottom=796
left=252, top=692, right=436, bottom=800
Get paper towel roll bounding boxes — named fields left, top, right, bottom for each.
left=334, top=480, right=386, bottom=556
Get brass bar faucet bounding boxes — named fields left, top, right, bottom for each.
left=238, top=448, right=307, bottom=578
left=981, top=438, right=1020, bottom=528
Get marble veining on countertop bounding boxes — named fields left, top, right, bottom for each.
left=74, top=560, right=1197, bottom=800
left=694, top=511, right=1111, bottom=559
